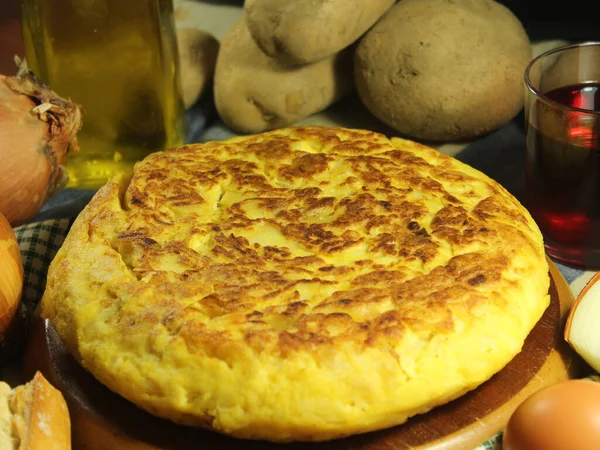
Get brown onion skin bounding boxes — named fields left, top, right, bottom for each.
left=0, top=210, right=24, bottom=362
left=0, top=62, right=81, bottom=227
left=0, top=75, right=55, bottom=226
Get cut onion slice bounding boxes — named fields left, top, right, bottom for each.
left=565, top=272, right=600, bottom=374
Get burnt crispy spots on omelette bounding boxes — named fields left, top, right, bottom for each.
left=42, top=126, right=549, bottom=442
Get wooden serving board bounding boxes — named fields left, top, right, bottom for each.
left=23, top=260, right=584, bottom=450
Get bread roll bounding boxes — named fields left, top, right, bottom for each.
left=0, top=372, right=70, bottom=450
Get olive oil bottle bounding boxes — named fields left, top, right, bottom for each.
left=21, top=0, right=185, bottom=189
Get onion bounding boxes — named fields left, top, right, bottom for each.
left=0, top=211, right=24, bottom=355
left=565, top=272, right=600, bottom=375
left=0, top=58, right=82, bottom=227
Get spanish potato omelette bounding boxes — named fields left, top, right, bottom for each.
left=41, top=126, right=550, bottom=442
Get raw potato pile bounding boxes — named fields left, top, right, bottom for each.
left=213, top=0, right=531, bottom=141
left=215, top=0, right=394, bottom=133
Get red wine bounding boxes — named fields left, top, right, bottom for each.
left=526, top=83, right=600, bottom=267
left=546, top=83, right=600, bottom=111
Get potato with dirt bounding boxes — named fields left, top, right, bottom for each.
left=354, top=0, right=532, bottom=142
left=214, top=18, right=353, bottom=134
left=245, top=0, right=396, bottom=65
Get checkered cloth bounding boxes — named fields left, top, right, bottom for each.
left=13, top=218, right=72, bottom=317
left=477, top=435, right=503, bottom=450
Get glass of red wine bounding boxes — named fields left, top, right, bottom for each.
left=524, top=41, right=600, bottom=269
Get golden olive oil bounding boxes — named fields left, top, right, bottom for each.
left=21, top=0, right=185, bottom=189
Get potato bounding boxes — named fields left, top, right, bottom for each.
left=354, top=0, right=532, bottom=142
left=214, top=18, right=353, bottom=134
left=245, top=0, right=395, bottom=65
left=177, top=27, right=219, bottom=108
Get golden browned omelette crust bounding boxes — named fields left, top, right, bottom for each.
left=42, top=126, right=550, bottom=442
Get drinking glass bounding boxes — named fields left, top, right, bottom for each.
left=524, top=42, right=600, bottom=269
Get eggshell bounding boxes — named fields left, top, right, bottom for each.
left=503, top=379, right=600, bottom=450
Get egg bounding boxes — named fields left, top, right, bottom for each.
left=503, top=379, right=600, bottom=450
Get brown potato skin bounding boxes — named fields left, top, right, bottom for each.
left=214, top=18, right=353, bottom=134
left=177, top=27, right=219, bottom=109
left=354, top=0, right=532, bottom=142
left=245, top=0, right=396, bottom=65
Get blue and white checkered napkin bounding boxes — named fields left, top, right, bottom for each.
left=13, top=218, right=72, bottom=317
